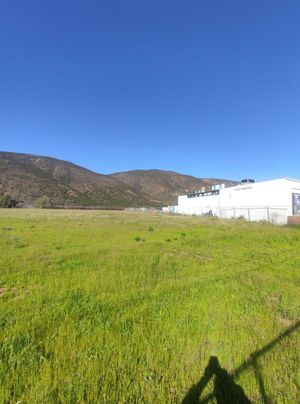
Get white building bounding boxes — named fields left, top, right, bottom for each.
left=162, top=205, right=178, bottom=214
left=176, top=178, right=300, bottom=225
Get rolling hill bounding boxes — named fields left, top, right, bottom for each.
left=0, top=152, right=157, bottom=208
left=0, top=152, right=238, bottom=207
left=111, top=169, right=238, bottom=205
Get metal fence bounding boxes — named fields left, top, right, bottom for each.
left=219, top=206, right=288, bottom=224
left=177, top=206, right=288, bottom=225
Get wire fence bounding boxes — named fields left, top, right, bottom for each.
left=219, top=206, right=288, bottom=224
left=176, top=206, right=288, bottom=225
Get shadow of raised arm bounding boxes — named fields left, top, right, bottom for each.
left=182, top=356, right=251, bottom=403
left=182, top=321, right=299, bottom=404
left=182, top=358, right=215, bottom=403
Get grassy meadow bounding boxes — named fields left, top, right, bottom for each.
left=0, top=209, right=299, bottom=403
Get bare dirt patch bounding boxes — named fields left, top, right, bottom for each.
left=279, top=316, right=295, bottom=327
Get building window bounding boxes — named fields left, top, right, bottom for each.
left=292, top=193, right=300, bottom=215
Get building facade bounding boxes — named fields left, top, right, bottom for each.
left=176, top=178, right=300, bottom=225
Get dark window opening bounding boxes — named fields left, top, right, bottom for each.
left=292, top=193, right=300, bottom=215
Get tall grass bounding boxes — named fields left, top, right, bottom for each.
left=0, top=209, right=299, bottom=402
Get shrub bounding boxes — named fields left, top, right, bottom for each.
left=134, top=236, right=146, bottom=242
left=0, top=194, right=18, bottom=208
left=34, top=196, right=52, bottom=208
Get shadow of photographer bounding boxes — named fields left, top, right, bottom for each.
left=182, top=320, right=299, bottom=403
left=182, top=356, right=251, bottom=404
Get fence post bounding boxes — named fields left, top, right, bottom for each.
left=248, top=208, right=250, bottom=221
left=267, top=207, right=270, bottom=222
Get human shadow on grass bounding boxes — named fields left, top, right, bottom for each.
left=182, top=320, right=300, bottom=404
left=182, top=356, right=251, bottom=404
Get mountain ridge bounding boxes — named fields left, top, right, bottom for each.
left=0, top=151, right=238, bottom=207
left=111, top=169, right=238, bottom=205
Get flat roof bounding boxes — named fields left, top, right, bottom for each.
left=180, top=177, right=300, bottom=198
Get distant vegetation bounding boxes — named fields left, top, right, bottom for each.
left=33, top=195, right=53, bottom=209
left=0, top=193, right=18, bottom=208
left=0, top=151, right=238, bottom=208
left=0, top=210, right=299, bottom=402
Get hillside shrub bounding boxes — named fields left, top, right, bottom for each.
left=34, top=196, right=52, bottom=208
left=0, top=194, right=18, bottom=208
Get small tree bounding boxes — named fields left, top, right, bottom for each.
left=34, top=195, right=52, bottom=208
left=0, top=194, right=18, bottom=208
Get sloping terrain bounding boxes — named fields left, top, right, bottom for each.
left=0, top=152, right=238, bottom=207
left=0, top=152, right=157, bottom=207
left=111, top=169, right=238, bottom=204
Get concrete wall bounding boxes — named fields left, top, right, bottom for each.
left=177, top=178, right=300, bottom=225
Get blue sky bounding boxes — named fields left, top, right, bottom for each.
left=1, top=0, right=299, bottom=180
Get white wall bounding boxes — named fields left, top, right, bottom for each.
left=177, top=178, right=300, bottom=224
left=162, top=205, right=178, bottom=214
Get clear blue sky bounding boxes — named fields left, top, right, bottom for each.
left=1, top=1, right=299, bottom=180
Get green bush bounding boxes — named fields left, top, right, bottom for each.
left=0, top=194, right=18, bottom=208
left=33, top=195, right=52, bottom=208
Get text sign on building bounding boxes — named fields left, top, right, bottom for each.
left=292, top=193, right=300, bottom=215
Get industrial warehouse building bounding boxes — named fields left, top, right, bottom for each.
left=174, top=178, right=300, bottom=225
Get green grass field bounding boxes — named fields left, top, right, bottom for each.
left=0, top=209, right=299, bottom=403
